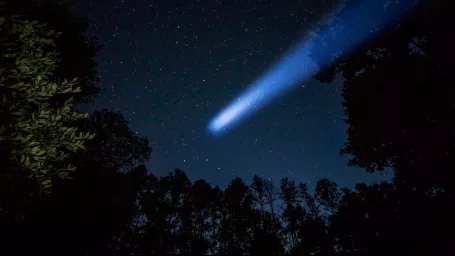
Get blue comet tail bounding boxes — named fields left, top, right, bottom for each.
left=208, top=0, right=420, bottom=135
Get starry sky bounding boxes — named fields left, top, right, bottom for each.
left=65, top=0, right=389, bottom=189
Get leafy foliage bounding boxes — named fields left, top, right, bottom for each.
left=0, top=16, right=94, bottom=191
left=0, top=107, right=152, bottom=254
left=84, top=109, right=152, bottom=171
left=310, top=0, right=455, bottom=193
left=0, top=1, right=451, bottom=255
left=1, top=0, right=103, bottom=104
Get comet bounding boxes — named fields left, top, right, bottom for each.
left=208, top=0, right=421, bottom=135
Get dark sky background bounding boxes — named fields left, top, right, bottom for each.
left=64, top=0, right=390, bottom=189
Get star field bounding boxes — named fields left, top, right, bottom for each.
left=66, top=0, right=389, bottom=188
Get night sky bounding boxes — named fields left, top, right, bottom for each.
left=65, top=0, right=389, bottom=189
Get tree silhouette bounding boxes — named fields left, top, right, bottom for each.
left=310, top=0, right=452, bottom=254
left=315, top=178, right=341, bottom=216
left=299, top=183, right=318, bottom=217
left=251, top=175, right=279, bottom=233
left=0, top=0, right=451, bottom=255
left=83, top=109, right=151, bottom=171
left=220, top=177, right=255, bottom=254
left=279, top=177, right=305, bottom=250
left=0, top=107, right=152, bottom=254
left=250, top=210, right=284, bottom=255
left=184, top=179, right=216, bottom=254
left=311, top=0, right=454, bottom=193
left=251, top=174, right=267, bottom=213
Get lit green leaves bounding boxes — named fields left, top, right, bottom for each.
left=0, top=17, right=94, bottom=193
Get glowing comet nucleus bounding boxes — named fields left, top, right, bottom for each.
left=208, top=0, right=421, bottom=135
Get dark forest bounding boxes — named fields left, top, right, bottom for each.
left=0, top=0, right=452, bottom=255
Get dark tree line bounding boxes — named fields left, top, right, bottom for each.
left=309, top=0, right=452, bottom=254
left=0, top=0, right=451, bottom=255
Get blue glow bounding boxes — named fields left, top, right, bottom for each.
left=208, top=0, right=420, bottom=135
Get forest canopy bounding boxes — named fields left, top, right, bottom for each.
left=0, top=0, right=451, bottom=255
